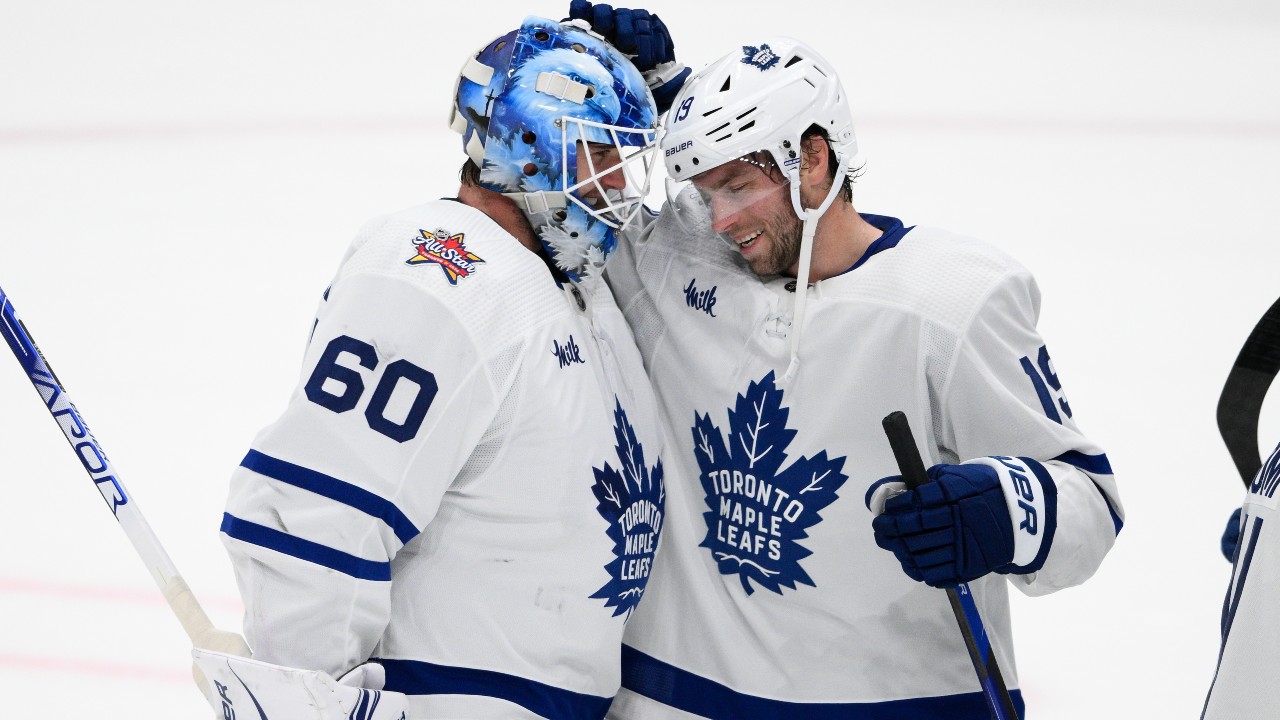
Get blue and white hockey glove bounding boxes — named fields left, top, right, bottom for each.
left=869, top=457, right=1056, bottom=588
left=1221, top=506, right=1243, bottom=561
left=567, top=0, right=691, bottom=114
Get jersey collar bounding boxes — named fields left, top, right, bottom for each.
left=838, top=213, right=912, bottom=277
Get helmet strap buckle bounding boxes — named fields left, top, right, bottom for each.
left=507, top=190, right=569, bottom=215
left=535, top=72, right=590, bottom=104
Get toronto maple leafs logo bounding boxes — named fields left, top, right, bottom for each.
left=741, top=43, right=780, bottom=71
left=692, top=372, right=847, bottom=595
left=591, top=399, right=665, bottom=618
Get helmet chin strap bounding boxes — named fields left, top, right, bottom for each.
left=782, top=152, right=852, bottom=384
left=501, top=190, right=569, bottom=216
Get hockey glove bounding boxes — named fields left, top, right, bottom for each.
left=870, top=462, right=1017, bottom=588
left=193, top=648, right=408, bottom=720
left=1221, top=506, right=1243, bottom=561
left=566, top=0, right=691, bottom=114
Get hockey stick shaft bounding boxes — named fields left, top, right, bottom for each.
left=1217, top=296, right=1280, bottom=486
left=0, top=285, right=244, bottom=653
left=882, top=411, right=1019, bottom=720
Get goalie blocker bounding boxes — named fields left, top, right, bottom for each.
left=193, top=649, right=408, bottom=720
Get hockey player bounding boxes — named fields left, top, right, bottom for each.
left=1203, top=295, right=1280, bottom=719
left=1203, top=439, right=1280, bottom=719
left=194, top=16, right=678, bottom=720
left=602, top=35, right=1125, bottom=718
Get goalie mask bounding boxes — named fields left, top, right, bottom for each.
left=450, top=16, right=659, bottom=280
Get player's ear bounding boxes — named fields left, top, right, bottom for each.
left=799, top=134, right=831, bottom=192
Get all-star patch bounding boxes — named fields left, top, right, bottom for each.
left=741, top=44, right=780, bottom=71
left=407, top=229, right=484, bottom=284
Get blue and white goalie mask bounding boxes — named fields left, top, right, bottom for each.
left=450, top=17, right=659, bottom=280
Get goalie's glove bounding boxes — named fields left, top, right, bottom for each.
left=869, top=458, right=1053, bottom=588
left=1221, top=506, right=1243, bottom=561
left=566, top=0, right=691, bottom=114
left=193, top=648, right=408, bottom=720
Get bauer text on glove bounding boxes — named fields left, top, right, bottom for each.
left=868, top=457, right=1058, bottom=588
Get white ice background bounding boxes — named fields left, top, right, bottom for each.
left=2, top=1, right=1278, bottom=717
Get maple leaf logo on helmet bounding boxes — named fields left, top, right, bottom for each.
left=740, top=44, right=780, bottom=71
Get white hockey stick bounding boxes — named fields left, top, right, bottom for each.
left=0, top=284, right=247, bottom=658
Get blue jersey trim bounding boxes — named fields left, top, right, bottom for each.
left=1203, top=515, right=1264, bottom=718
left=1051, top=451, right=1124, bottom=535
left=220, top=514, right=392, bottom=581
left=620, top=645, right=1025, bottom=719
left=241, top=449, right=418, bottom=545
left=375, top=658, right=612, bottom=720
left=1098, top=486, right=1124, bottom=535
left=841, top=214, right=913, bottom=275
left=1052, top=450, right=1113, bottom=476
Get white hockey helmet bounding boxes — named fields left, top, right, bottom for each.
left=661, top=37, right=857, bottom=214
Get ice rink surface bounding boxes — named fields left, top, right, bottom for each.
left=2, top=0, right=1278, bottom=716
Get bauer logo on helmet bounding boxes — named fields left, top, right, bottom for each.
left=665, top=140, right=693, bottom=157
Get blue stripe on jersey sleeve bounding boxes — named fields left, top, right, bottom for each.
left=220, top=513, right=392, bottom=581
left=620, top=645, right=1025, bottom=719
left=375, top=658, right=612, bottom=720
left=241, top=449, right=419, bottom=544
left=1051, top=450, right=1124, bottom=535
left=1052, top=450, right=1113, bottom=476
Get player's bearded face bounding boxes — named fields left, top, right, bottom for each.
left=574, top=142, right=626, bottom=209
left=691, top=157, right=802, bottom=277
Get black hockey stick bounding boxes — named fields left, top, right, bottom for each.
left=1217, top=297, right=1280, bottom=486
left=882, top=411, right=1019, bottom=720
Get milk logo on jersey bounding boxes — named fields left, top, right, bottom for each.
left=552, top=335, right=585, bottom=368
left=692, top=371, right=848, bottom=595
left=683, top=277, right=718, bottom=317
left=406, top=229, right=484, bottom=284
left=591, top=399, right=665, bottom=618
left=741, top=43, right=780, bottom=71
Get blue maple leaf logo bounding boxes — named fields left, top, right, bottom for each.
left=692, top=372, right=847, bottom=595
left=591, top=399, right=665, bottom=618
left=741, top=43, right=780, bottom=71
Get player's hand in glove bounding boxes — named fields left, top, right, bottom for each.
left=566, top=0, right=691, bottom=114
left=871, top=463, right=1016, bottom=588
left=1221, top=506, right=1243, bottom=561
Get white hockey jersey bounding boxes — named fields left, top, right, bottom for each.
left=603, top=208, right=1124, bottom=718
left=1202, top=441, right=1280, bottom=719
left=221, top=200, right=666, bottom=720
